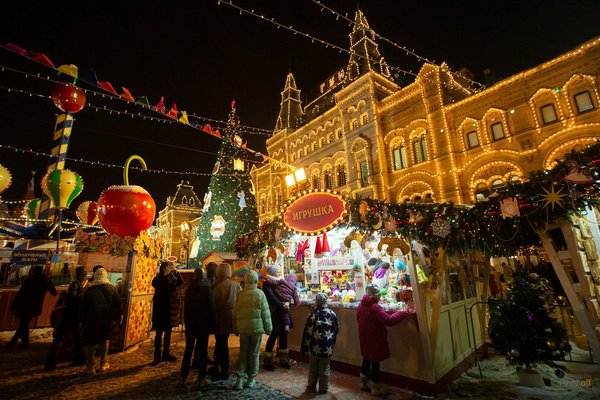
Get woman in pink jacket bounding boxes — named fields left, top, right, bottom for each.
left=357, top=284, right=414, bottom=395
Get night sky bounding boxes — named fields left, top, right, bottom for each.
left=1, top=0, right=599, bottom=220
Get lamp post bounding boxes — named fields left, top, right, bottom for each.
left=180, top=221, right=191, bottom=268
left=285, top=167, right=307, bottom=195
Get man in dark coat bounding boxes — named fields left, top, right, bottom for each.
left=79, top=267, right=122, bottom=375
left=44, top=266, right=89, bottom=370
left=151, top=262, right=183, bottom=365
left=180, top=268, right=216, bottom=386
left=8, top=264, right=57, bottom=348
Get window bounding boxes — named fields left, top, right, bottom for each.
left=413, top=136, right=429, bottom=164
left=298, top=149, right=303, bottom=158
left=491, top=179, right=505, bottom=190
left=324, top=169, right=334, bottom=190
left=540, top=104, right=557, bottom=124
left=509, top=175, right=521, bottom=183
left=260, top=197, right=266, bottom=214
left=336, top=129, right=343, bottom=139
left=312, top=142, right=317, bottom=151
left=360, top=160, right=369, bottom=187
left=574, top=91, right=594, bottom=113
left=312, top=174, right=320, bottom=189
left=319, top=138, right=325, bottom=148
left=336, top=164, right=347, bottom=186
left=467, top=131, right=479, bottom=148
left=392, top=145, right=408, bottom=170
left=276, top=193, right=282, bottom=209
left=327, top=133, right=334, bottom=143
left=475, top=183, right=489, bottom=202
left=361, top=113, right=369, bottom=125
left=490, top=122, right=505, bottom=140
left=350, top=119, right=358, bottom=130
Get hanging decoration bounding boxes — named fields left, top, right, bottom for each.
left=500, top=197, right=520, bottom=219
left=431, top=219, right=451, bottom=238
left=23, top=198, right=41, bottom=219
left=564, top=160, right=594, bottom=184
left=210, top=215, right=226, bottom=240
left=76, top=200, right=99, bottom=226
left=237, top=190, right=247, bottom=210
left=97, top=155, right=156, bottom=237
left=41, top=169, right=84, bottom=209
left=212, top=161, right=221, bottom=174
left=233, top=158, right=245, bottom=171
left=50, top=83, right=86, bottom=113
left=203, top=191, right=212, bottom=212
left=540, top=185, right=567, bottom=211
left=0, top=164, right=12, bottom=195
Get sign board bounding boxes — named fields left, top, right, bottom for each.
left=0, top=248, right=12, bottom=263
left=78, top=252, right=131, bottom=273
left=282, top=191, right=347, bottom=234
left=11, top=250, right=49, bottom=266
left=51, top=252, right=79, bottom=264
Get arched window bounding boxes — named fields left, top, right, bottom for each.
left=260, top=196, right=266, bottom=214
left=361, top=113, right=369, bottom=125
left=491, top=179, right=505, bottom=191
left=475, top=183, right=489, bottom=202
left=392, top=144, right=408, bottom=170
left=312, top=173, right=321, bottom=189
left=327, top=133, right=334, bottom=144
left=189, top=197, right=195, bottom=206
left=336, top=164, right=347, bottom=186
left=413, top=136, right=429, bottom=164
left=312, top=142, right=317, bottom=151
left=324, top=168, right=334, bottom=190
left=336, top=129, right=343, bottom=139
left=319, top=138, right=325, bottom=148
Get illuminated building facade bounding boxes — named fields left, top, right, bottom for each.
left=252, top=10, right=600, bottom=223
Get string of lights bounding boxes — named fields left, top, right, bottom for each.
left=309, top=0, right=486, bottom=90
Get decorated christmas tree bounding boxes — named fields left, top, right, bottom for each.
left=195, top=101, right=259, bottom=255
left=488, top=264, right=570, bottom=371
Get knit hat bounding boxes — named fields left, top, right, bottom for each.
left=366, top=283, right=381, bottom=298
left=92, top=267, right=110, bottom=285
left=194, top=268, right=205, bottom=281
left=266, top=264, right=281, bottom=276
left=315, top=292, right=328, bottom=306
left=75, top=266, right=87, bottom=280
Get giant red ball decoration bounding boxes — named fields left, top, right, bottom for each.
left=51, top=84, right=86, bottom=113
left=98, top=185, right=156, bottom=237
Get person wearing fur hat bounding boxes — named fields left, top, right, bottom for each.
left=232, top=269, right=272, bottom=390
left=151, top=262, right=183, bottom=366
left=301, top=293, right=339, bottom=394
left=262, top=264, right=291, bottom=370
left=357, top=283, right=414, bottom=395
left=210, top=262, right=241, bottom=381
left=80, top=267, right=122, bottom=374
left=44, top=266, right=89, bottom=371
left=180, top=268, right=217, bottom=387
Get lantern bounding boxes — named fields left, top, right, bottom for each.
left=76, top=201, right=99, bottom=226
left=98, top=155, right=156, bottom=237
left=0, top=164, right=12, bottom=195
left=41, top=169, right=84, bottom=209
left=23, top=198, right=41, bottom=220
left=233, top=158, right=245, bottom=171
left=51, top=84, right=86, bottom=113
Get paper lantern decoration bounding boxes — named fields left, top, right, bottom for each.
left=51, top=84, right=86, bottom=113
left=76, top=201, right=99, bottom=225
left=98, top=155, right=156, bottom=238
left=0, top=164, right=12, bottom=195
left=233, top=158, right=244, bottom=171
left=23, top=198, right=41, bottom=219
left=41, top=169, right=84, bottom=209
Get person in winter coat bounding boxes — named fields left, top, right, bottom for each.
left=210, top=262, right=241, bottom=380
left=262, top=264, right=292, bottom=370
left=357, top=284, right=414, bottom=395
left=232, top=269, right=272, bottom=390
left=205, top=262, right=218, bottom=287
left=8, top=264, right=57, bottom=348
left=151, top=262, right=183, bottom=365
left=301, top=293, right=339, bottom=394
left=79, top=267, right=122, bottom=374
left=44, top=266, right=89, bottom=370
left=270, top=273, right=299, bottom=333
left=180, top=268, right=217, bottom=386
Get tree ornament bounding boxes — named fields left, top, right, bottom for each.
left=41, top=169, right=84, bottom=209
left=359, top=200, right=369, bottom=222
left=540, top=185, right=567, bottom=210
left=210, top=215, right=226, bottom=240
left=384, top=216, right=397, bottom=232
left=23, top=198, right=41, bottom=219
left=237, top=190, right=247, bottom=209
left=203, top=191, right=212, bottom=212
left=371, top=214, right=382, bottom=230
left=233, top=158, right=244, bottom=171
left=212, top=161, right=220, bottom=174
left=0, top=164, right=12, bottom=195
left=546, top=341, right=557, bottom=350
left=97, top=155, right=156, bottom=237
left=76, top=200, right=99, bottom=225
left=51, top=83, right=86, bottom=113
left=564, top=160, right=594, bottom=184
left=431, top=218, right=451, bottom=238
left=500, top=197, right=520, bottom=219
left=407, top=210, right=424, bottom=224
left=233, top=135, right=243, bottom=147
left=507, top=349, right=520, bottom=359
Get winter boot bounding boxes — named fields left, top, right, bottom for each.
left=263, top=352, right=275, bottom=371
left=370, top=382, right=389, bottom=396
left=359, top=374, right=370, bottom=391
left=244, top=377, right=256, bottom=388
left=233, top=377, right=244, bottom=390
left=278, top=349, right=291, bottom=369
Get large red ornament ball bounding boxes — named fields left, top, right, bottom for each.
left=51, top=84, right=86, bottom=113
left=98, top=185, right=156, bottom=237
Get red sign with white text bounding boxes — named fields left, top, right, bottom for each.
left=283, top=192, right=347, bottom=234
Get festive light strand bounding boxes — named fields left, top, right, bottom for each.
left=309, top=0, right=486, bottom=90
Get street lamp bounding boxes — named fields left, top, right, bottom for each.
left=180, top=221, right=191, bottom=268
left=285, top=167, right=307, bottom=187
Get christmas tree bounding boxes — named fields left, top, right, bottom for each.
left=488, top=264, right=571, bottom=370
left=195, top=101, right=259, bottom=255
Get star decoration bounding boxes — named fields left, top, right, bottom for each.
left=540, top=185, right=567, bottom=210
left=431, top=218, right=451, bottom=238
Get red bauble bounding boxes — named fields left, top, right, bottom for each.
left=51, top=84, right=86, bottom=113
left=98, top=185, right=156, bottom=237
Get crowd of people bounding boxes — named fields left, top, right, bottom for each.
left=5, top=260, right=416, bottom=395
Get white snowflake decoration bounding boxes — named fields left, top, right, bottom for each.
left=431, top=219, right=451, bottom=238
